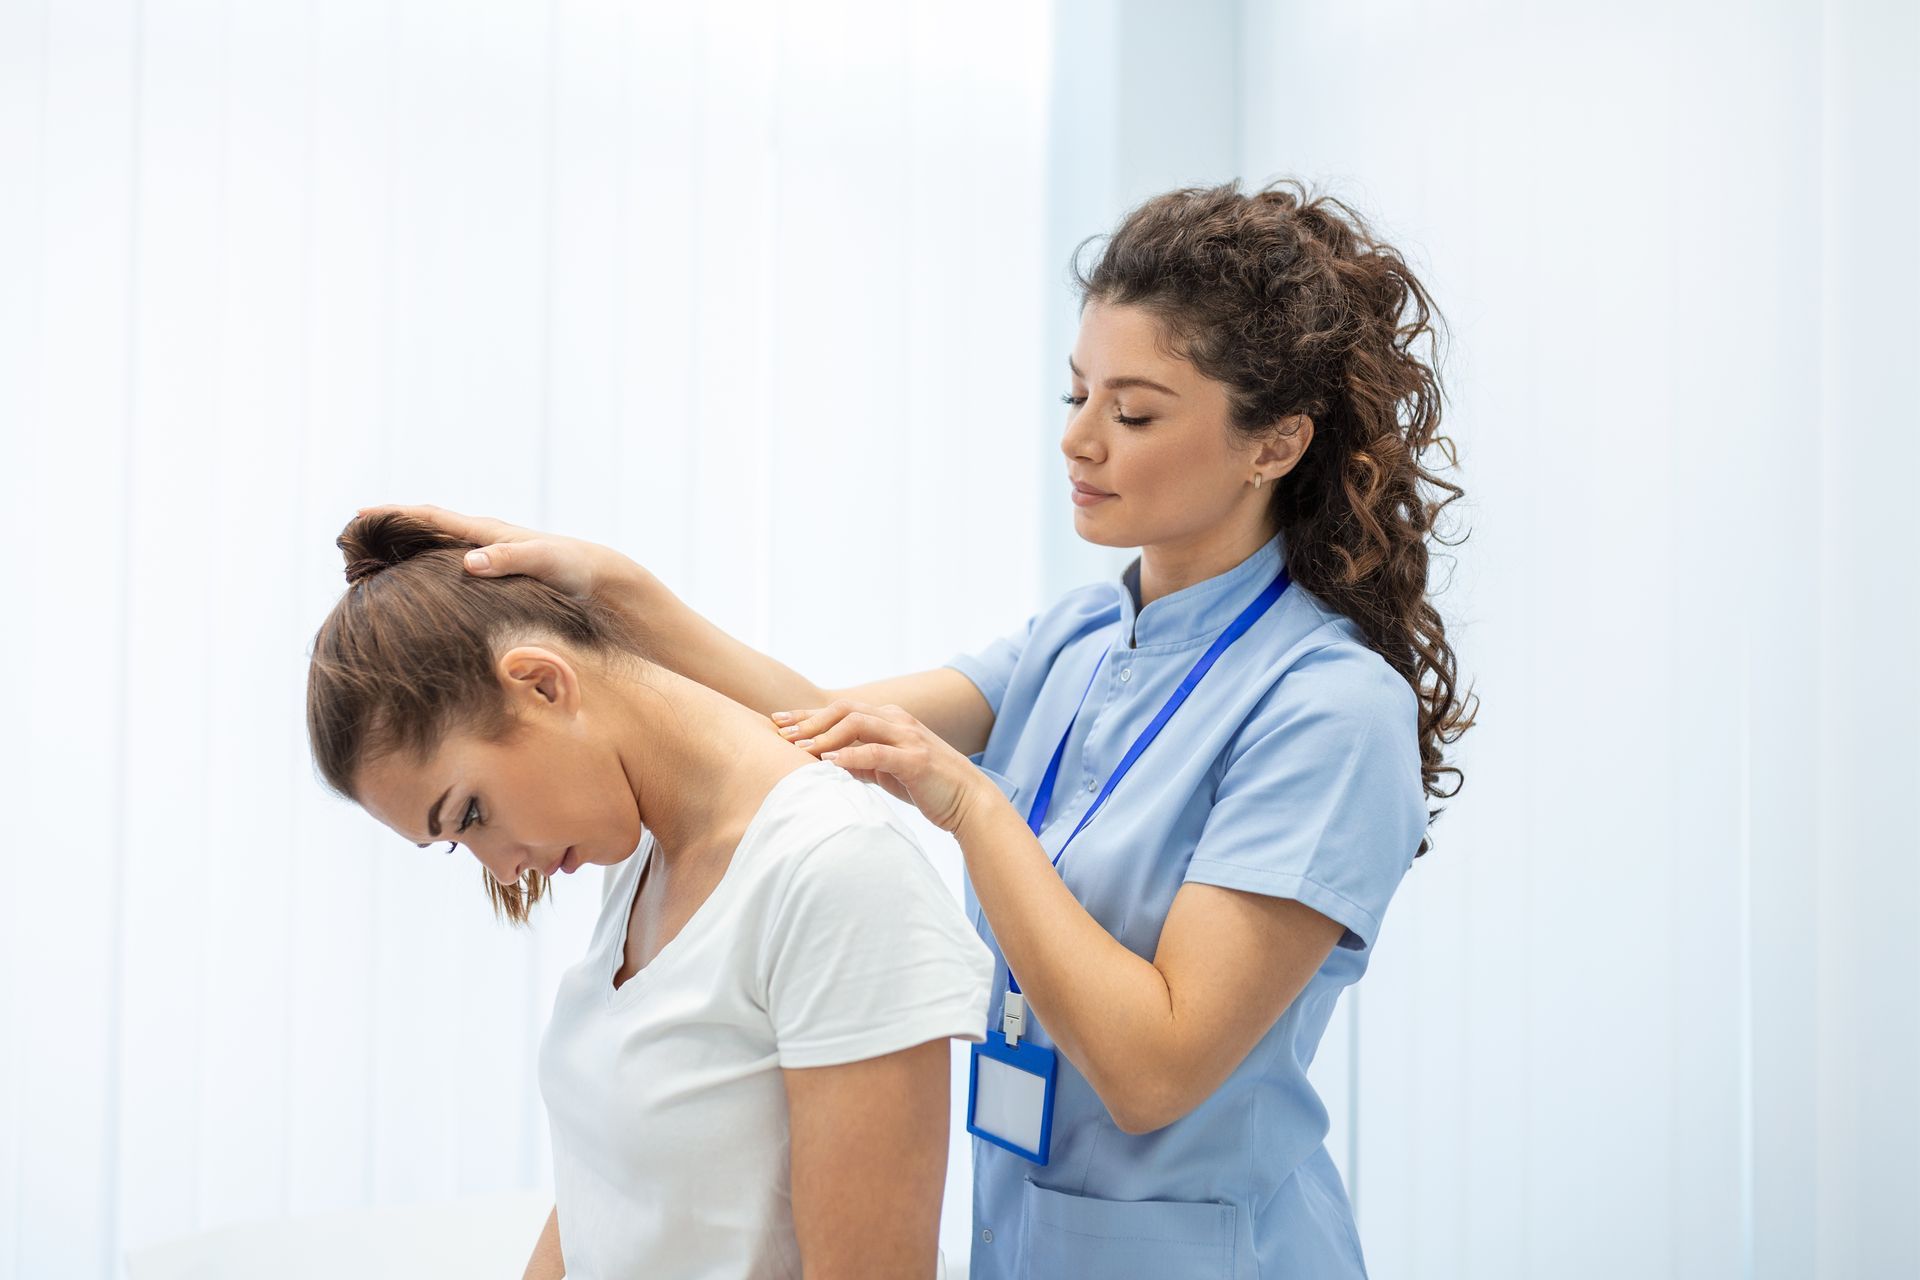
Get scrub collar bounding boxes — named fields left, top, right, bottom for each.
left=1116, top=530, right=1288, bottom=650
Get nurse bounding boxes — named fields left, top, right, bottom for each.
left=366, top=177, right=1473, bottom=1278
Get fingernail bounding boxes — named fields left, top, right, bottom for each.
left=466, top=551, right=490, bottom=570
left=822, top=751, right=839, bottom=762
left=771, top=712, right=793, bottom=724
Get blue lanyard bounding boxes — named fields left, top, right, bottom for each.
left=1005, top=566, right=1291, bottom=995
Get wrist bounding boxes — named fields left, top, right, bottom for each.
left=949, top=772, right=1008, bottom=843
left=599, top=554, right=662, bottom=613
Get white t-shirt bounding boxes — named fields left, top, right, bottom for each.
left=537, top=760, right=994, bottom=1279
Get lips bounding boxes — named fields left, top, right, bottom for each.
left=1072, top=481, right=1114, bottom=497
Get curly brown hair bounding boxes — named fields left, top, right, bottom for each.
left=1074, top=179, right=1476, bottom=852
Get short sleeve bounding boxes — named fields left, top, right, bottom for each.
left=1183, top=644, right=1426, bottom=951
left=942, top=611, right=1039, bottom=720
left=761, top=823, right=994, bottom=1068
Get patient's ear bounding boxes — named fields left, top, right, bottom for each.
left=497, top=646, right=582, bottom=715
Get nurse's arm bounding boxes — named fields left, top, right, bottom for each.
left=611, top=569, right=995, bottom=755
left=783, top=1037, right=951, bottom=1279
left=352, top=507, right=995, bottom=752
left=954, top=797, right=1346, bottom=1135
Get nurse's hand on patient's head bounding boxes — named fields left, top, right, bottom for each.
left=352, top=503, right=637, bottom=602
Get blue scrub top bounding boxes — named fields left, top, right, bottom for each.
left=943, top=531, right=1425, bottom=1280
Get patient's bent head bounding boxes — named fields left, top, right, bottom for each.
left=307, top=512, right=652, bottom=924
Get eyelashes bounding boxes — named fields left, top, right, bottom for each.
left=1059, top=392, right=1151, bottom=428
left=440, top=797, right=482, bottom=855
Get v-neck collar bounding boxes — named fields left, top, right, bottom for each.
left=602, top=760, right=832, bottom=1006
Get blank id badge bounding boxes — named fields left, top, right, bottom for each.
left=966, top=1031, right=1057, bottom=1165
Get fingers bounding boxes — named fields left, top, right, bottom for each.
left=819, top=741, right=895, bottom=773
left=777, top=707, right=890, bottom=754
left=770, top=700, right=910, bottom=745
left=460, top=538, right=553, bottom=579
left=766, top=699, right=894, bottom=770
left=770, top=698, right=857, bottom=745
left=352, top=503, right=521, bottom=547
left=815, top=712, right=895, bottom=756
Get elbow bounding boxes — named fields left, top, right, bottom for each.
left=1110, top=1108, right=1162, bottom=1138
left=1103, top=1074, right=1200, bottom=1137
left=1085, top=1019, right=1207, bottom=1136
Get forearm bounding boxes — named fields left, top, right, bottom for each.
left=953, top=791, right=1183, bottom=1132
left=521, top=1205, right=564, bottom=1280
left=607, top=565, right=829, bottom=715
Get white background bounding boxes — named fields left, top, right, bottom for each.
left=2, top=1, right=1914, bottom=1277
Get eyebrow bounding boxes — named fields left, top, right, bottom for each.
left=1067, top=357, right=1180, bottom=398
left=414, top=786, right=452, bottom=848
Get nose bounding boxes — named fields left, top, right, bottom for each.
left=474, top=842, right=528, bottom=887
left=1060, top=401, right=1101, bottom=465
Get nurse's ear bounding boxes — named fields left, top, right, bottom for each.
left=1251, top=414, right=1314, bottom=484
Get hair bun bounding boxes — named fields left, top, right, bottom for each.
left=336, top=511, right=471, bottom=587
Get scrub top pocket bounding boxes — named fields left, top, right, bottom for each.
left=1019, top=1177, right=1238, bottom=1280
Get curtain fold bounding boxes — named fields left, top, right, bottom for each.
left=1, top=2, right=1050, bottom=1275
left=1227, top=1, right=1918, bottom=1276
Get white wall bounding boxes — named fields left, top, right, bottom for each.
left=1227, top=0, right=1917, bottom=1276
left=6, top=1, right=1917, bottom=1277
left=0, top=2, right=1051, bottom=1275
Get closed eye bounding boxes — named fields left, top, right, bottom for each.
left=1060, top=392, right=1149, bottom=427
left=439, top=797, right=481, bottom=855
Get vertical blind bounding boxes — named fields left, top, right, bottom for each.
left=0, top=2, right=1050, bottom=1275
left=6, top=1, right=1916, bottom=1277
left=1231, top=1, right=1918, bottom=1276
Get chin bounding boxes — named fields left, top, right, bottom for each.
left=1072, top=515, right=1139, bottom=549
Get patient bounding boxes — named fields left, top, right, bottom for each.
left=305, top=512, right=992, bottom=1279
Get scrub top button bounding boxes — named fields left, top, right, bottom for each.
left=981, top=1228, right=994, bottom=1244
left=1086, top=779, right=1098, bottom=792
left=1120, top=668, right=1131, bottom=682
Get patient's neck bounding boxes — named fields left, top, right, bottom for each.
left=613, top=666, right=799, bottom=872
